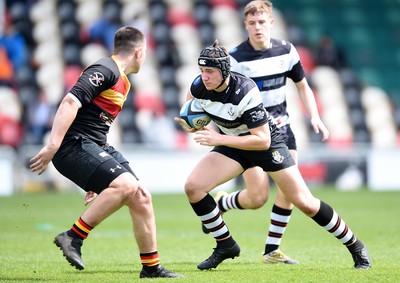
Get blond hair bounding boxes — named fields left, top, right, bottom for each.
left=243, top=0, right=273, bottom=18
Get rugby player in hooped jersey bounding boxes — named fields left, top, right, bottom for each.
left=205, top=0, right=330, bottom=264
left=175, top=40, right=371, bottom=270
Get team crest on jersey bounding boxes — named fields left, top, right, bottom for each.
left=272, top=150, right=284, bottom=164
left=89, top=72, right=105, bottom=87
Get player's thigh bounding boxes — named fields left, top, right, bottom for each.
left=274, top=149, right=298, bottom=206
left=186, top=152, right=243, bottom=193
left=269, top=166, right=319, bottom=215
left=243, top=167, right=270, bottom=196
left=289, top=149, right=298, bottom=164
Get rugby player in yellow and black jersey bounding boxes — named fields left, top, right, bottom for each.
left=30, top=26, right=183, bottom=279
left=65, top=55, right=131, bottom=146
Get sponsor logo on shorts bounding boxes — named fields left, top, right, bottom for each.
left=272, top=150, right=284, bottom=164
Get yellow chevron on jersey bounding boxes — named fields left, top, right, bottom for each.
left=92, top=56, right=131, bottom=117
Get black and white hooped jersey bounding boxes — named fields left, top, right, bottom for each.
left=229, top=38, right=305, bottom=128
left=66, top=56, right=131, bottom=145
left=189, top=71, right=281, bottom=142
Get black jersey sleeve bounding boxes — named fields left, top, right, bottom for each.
left=288, top=60, right=305, bottom=83
left=287, top=44, right=305, bottom=83
left=243, top=103, right=269, bottom=129
left=69, top=64, right=117, bottom=106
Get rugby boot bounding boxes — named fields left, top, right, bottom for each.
left=197, top=242, right=240, bottom=270
left=352, top=245, right=372, bottom=269
left=262, top=249, right=299, bottom=264
left=54, top=231, right=85, bottom=270
left=140, top=265, right=184, bottom=278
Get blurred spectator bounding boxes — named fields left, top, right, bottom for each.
left=64, top=65, right=83, bottom=93
left=137, top=111, right=177, bottom=149
left=315, top=34, right=346, bottom=70
left=0, top=12, right=28, bottom=87
left=88, top=2, right=122, bottom=52
left=296, top=45, right=316, bottom=76
left=26, top=92, right=54, bottom=145
left=0, top=84, right=23, bottom=148
left=0, top=45, right=14, bottom=86
left=0, top=114, right=23, bottom=148
left=0, top=12, right=28, bottom=71
left=287, top=25, right=315, bottom=75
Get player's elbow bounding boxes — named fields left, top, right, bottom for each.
left=253, top=130, right=271, bottom=150
left=258, top=136, right=271, bottom=150
left=265, top=137, right=271, bottom=149
left=251, top=140, right=270, bottom=151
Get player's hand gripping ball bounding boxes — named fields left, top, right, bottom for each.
left=179, top=99, right=211, bottom=130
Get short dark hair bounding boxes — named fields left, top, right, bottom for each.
left=114, top=26, right=145, bottom=55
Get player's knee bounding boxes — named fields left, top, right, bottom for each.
left=135, top=184, right=152, bottom=204
left=111, top=175, right=139, bottom=203
left=184, top=177, right=207, bottom=197
left=184, top=179, right=197, bottom=196
left=119, top=183, right=138, bottom=202
left=296, top=202, right=318, bottom=216
left=250, top=194, right=268, bottom=208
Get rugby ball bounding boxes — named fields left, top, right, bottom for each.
left=179, top=99, right=211, bottom=129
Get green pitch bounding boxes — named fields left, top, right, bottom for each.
left=1, top=186, right=399, bottom=282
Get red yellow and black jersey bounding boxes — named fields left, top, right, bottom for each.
left=65, top=56, right=130, bottom=145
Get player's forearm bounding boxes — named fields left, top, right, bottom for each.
left=220, top=133, right=270, bottom=151
left=298, top=84, right=321, bottom=120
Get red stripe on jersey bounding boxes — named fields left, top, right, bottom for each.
left=93, top=93, right=122, bottom=117
left=112, top=74, right=130, bottom=95
left=92, top=76, right=130, bottom=117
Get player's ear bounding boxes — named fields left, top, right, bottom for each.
left=270, top=17, right=275, bottom=26
left=134, top=47, right=142, bottom=59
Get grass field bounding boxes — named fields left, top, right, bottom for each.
left=1, top=186, right=399, bottom=282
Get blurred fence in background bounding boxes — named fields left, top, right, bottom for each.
left=2, top=142, right=400, bottom=196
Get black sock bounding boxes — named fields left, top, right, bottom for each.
left=347, top=239, right=364, bottom=254
left=216, top=237, right=236, bottom=248
left=66, top=229, right=82, bottom=239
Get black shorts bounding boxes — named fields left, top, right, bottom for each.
left=279, top=124, right=297, bottom=150
left=212, top=142, right=295, bottom=172
left=52, top=137, right=138, bottom=194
